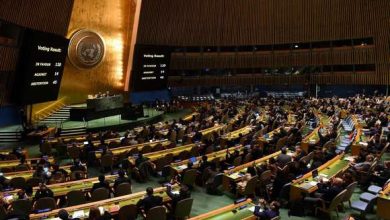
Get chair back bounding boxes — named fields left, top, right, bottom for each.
left=66, top=190, right=86, bottom=206
left=259, top=170, right=272, bottom=183
left=153, top=143, right=164, bottom=152
left=174, top=198, right=194, bottom=218
left=243, top=153, right=252, bottom=164
left=91, top=188, right=110, bottom=201
left=115, top=182, right=132, bottom=196
left=146, top=206, right=166, bottom=220
left=276, top=136, right=288, bottom=150
left=141, top=145, right=152, bottom=154
left=1, top=167, right=13, bottom=173
left=278, top=183, right=291, bottom=201
left=169, top=130, right=177, bottom=143
left=67, top=145, right=80, bottom=160
left=70, top=170, right=86, bottom=180
left=128, top=147, right=139, bottom=156
left=10, top=177, right=26, bottom=189
left=233, top=157, right=242, bottom=167
left=328, top=189, right=347, bottom=212
left=205, top=146, right=214, bottom=154
left=243, top=175, right=258, bottom=195
left=11, top=199, right=32, bottom=215
left=299, top=155, right=310, bottom=164
left=14, top=165, right=29, bottom=172
left=342, top=182, right=358, bottom=203
left=182, top=169, right=197, bottom=187
left=40, top=142, right=52, bottom=155
left=178, top=150, right=190, bottom=160
left=108, top=141, right=120, bottom=148
left=212, top=173, right=224, bottom=187
left=118, top=204, right=138, bottom=220
left=0, top=205, right=7, bottom=220
left=27, top=177, right=42, bottom=187
left=177, top=129, right=185, bottom=142
left=153, top=157, right=166, bottom=172
left=101, top=154, right=113, bottom=169
left=165, top=153, right=174, bottom=164
left=34, top=197, right=56, bottom=211
left=189, top=146, right=199, bottom=157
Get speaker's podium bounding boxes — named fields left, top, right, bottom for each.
left=69, top=94, right=143, bottom=121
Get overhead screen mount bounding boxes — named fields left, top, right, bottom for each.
left=131, top=44, right=171, bottom=92
left=14, top=28, right=69, bottom=104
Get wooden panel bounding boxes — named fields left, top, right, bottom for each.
left=57, top=0, right=137, bottom=104
left=0, top=0, right=74, bottom=36
left=138, top=0, right=390, bottom=86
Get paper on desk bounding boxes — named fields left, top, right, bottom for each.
left=309, top=181, right=317, bottom=186
left=72, top=210, right=85, bottom=218
left=343, top=156, right=355, bottom=162
left=248, top=206, right=256, bottom=212
left=178, top=165, right=187, bottom=170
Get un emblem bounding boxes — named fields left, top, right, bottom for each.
left=68, top=29, right=105, bottom=69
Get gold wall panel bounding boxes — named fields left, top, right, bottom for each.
left=58, top=0, right=136, bottom=104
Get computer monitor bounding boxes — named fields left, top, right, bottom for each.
left=312, top=169, right=319, bottom=178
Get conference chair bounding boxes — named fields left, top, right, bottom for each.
left=182, top=169, right=197, bottom=188
left=108, top=141, right=120, bottom=149
left=118, top=204, right=138, bottom=220
left=169, top=130, right=177, bottom=143
left=91, top=188, right=110, bottom=202
left=341, top=182, right=358, bottom=208
left=189, top=146, right=199, bottom=157
left=178, top=150, right=190, bottom=160
left=67, top=145, right=81, bottom=160
left=26, top=177, right=42, bottom=187
left=66, top=190, right=86, bottom=206
left=232, top=156, right=242, bottom=167
left=10, top=177, right=27, bottom=189
left=34, top=197, right=57, bottom=212
left=14, top=164, right=30, bottom=172
left=173, top=198, right=194, bottom=220
left=145, top=206, right=167, bottom=220
left=141, top=145, right=152, bottom=154
left=315, top=189, right=347, bottom=219
left=0, top=167, right=13, bottom=173
left=237, top=176, right=258, bottom=198
left=204, top=146, right=214, bottom=154
left=205, top=173, right=224, bottom=195
left=70, top=170, right=87, bottom=181
left=153, top=157, right=166, bottom=173
left=152, top=143, right=164, bottom=152
left=101, top=154, right=113, bottom=172
left=115, top=182, right=132, bottom=197
left=258, top=170, right=273, bottom=198
left=350, top=195, right=377, bottom=217
left=243, top=153, right=252, bottom=164
left=177, top=129, right=185, bottom=143
left=40, top=141, right=52, bottom=155
left=0, top=206, right=7, bottom=220
left=10, top=199, right=32, bottom=216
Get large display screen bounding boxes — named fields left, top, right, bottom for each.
left=131, top=45, right=171, bottom=91
left=14, top=28, right=69, bottom=104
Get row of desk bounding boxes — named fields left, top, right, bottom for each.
left=29, top=185, right=180, bottom=219
left=290, top=153, right=350, bottom=201
left=0, top=156, right=54, bottom=170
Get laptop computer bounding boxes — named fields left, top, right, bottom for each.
left=189, top=157, right=197, bottom=163
left=312, top=169, right=319, bottom=179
